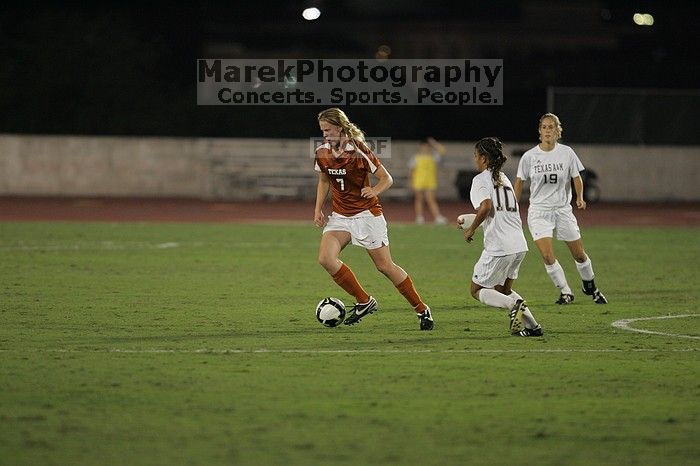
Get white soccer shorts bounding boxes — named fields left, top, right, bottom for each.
left=527, top=206, right=581, bottom=242
left=472, top=250, right=527, bottom=288
left=323, top=212, right=389, bottom=250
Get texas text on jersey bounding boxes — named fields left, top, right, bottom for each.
left=314, top=140, right=383, bottom=217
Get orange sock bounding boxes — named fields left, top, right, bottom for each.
left=396, top=275, right=428, bottom=313
left=331, top=264, right=370, bottom=303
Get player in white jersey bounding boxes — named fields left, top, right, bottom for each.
left=459, top=137, right=543, bottom=337
left=514, top=113, right=608, bottom=305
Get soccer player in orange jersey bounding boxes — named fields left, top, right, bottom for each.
left=314, top=108, right=433, bottom=330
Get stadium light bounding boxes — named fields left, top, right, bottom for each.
left=302, top=7, right=321, bottom=21
left=633, top=12, right=654, bottom=26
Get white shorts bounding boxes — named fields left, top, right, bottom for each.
left=323, top=211, right=389, bottom=250
left=472, top=251, right=526, bottom=288
left=527, top=206, right=581, bottom=242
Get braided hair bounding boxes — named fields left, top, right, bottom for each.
left=475, top=137, right=507, bottom=186
left=317, top=108, right=366, bottom=142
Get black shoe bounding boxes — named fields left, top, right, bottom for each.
left=343, top=297, right=378, bottom=325
left=418, top=307, right=434, bottom=331
left=555, top=293, right=574, bottom=305
left=513, top=325, right=544, bottom=337
left=582, top=280, right=608, bottom=304
left=591, top=289, right=608, bottom=304
left=509, top=299, right=526, bottom=333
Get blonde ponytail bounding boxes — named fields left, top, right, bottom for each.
left=317, top=108, right=366, bottom=142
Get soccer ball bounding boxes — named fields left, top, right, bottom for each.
left=315, top=297, right=346, bottom=327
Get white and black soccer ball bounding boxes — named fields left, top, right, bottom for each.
left=315, top=297, right=346, bottom=327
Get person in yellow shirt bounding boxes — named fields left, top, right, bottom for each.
left=409, top=137, right=447, bottom=224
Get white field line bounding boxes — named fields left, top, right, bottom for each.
left=1, top=318, right=698, bottom=354
left=0, top=241, right=296, bottom=251
left=0, top=348, right=697, bottom=354
left=0, top=241, right=184, bottom=251
left=611, top=314, right=700, bottom=340
left=0, top=240, right=464, bottom=251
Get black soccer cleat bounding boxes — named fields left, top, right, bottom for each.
left=582, top=280, right=608, bottom=304
left=509, top=299, right=526, bottom=333
left=343, top=296, right=378, bottom=325
left=591, top=289, right=608, bottom=304
left=513, top=325, right=544, bottom=337
left=555, top=293, right=575, bottom=305
left=417, top=307, right=434, bottom=331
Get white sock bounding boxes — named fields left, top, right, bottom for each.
left=478, top=289, right=516, bottom=310
left=545, top=260, right=572, bottom=295
left=509, top=290, right=538, bottom=329
left=575, top=257, right=595, bottom=281
left=508, top=290, right=523, bottom=301
left=521, top=307, right=539, bottom=329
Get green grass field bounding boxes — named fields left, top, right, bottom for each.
left=1, top=221, right=699, bottom=466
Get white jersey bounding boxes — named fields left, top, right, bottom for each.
left=517, top=143, right=585, bottom=209
left=470, top=169, right=528, bottom=256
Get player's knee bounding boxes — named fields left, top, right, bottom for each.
left=573, top=252, right=587, bottom=263
left=470, top=284, right=482, bottom=300
left=374, top=257, right=399, bottom=277
left=495, top=284, right=511, bottom=295
left=542, top=253, right=557, bottom=265
left=375, top=261, right=393, bottom=276
left=318, top=253, right=335, bottom=271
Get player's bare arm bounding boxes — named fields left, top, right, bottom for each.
left=427, top=137, right=446, bottom=155
left=361, top=166, right=393, bottom=199
left=464, top=199, right=492, bottom=243
left=573, top=175, right=586, bottom=210
left=513, top=177, right=523, bottom=202
left=314, top=172, right=331, bottom=227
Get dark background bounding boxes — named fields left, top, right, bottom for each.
left=1, top=0, right=699, bottom=142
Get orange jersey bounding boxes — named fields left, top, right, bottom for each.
left=314, top=140, right=383, bottom=217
